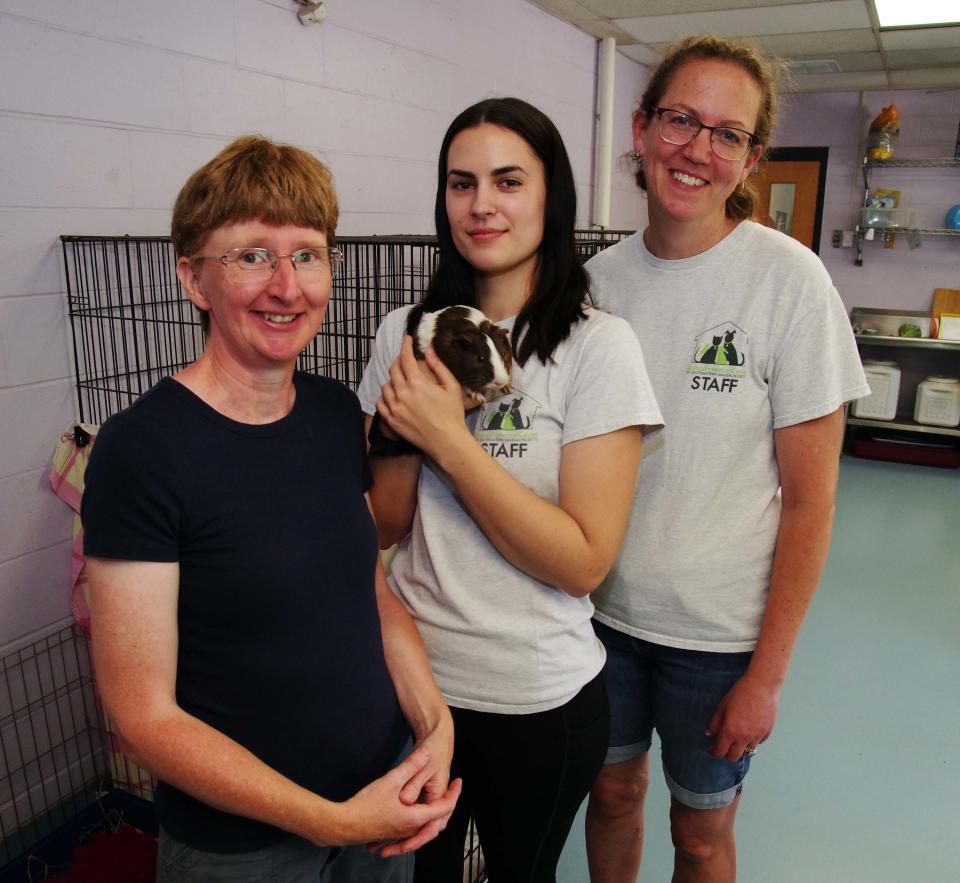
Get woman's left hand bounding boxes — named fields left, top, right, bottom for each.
left=373, top=711, right=456, bottom=858
left=377, top=336, right=473, bottom=455
left=705, top=672, right=779, bottom=763
left=399, top=716, right=455, bottom=808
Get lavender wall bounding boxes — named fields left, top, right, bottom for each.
left=0, top=0, right=648, bottom=652
left=775, top=89, right=960, bottom=313
left=4, top=0, right=955, bottom=654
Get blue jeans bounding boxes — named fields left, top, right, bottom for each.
left=594, top=619, right=753, bottom=810
left=156, top=830, right=413, bottom=882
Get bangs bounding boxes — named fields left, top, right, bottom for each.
left=172, top=136, right=339, bottom=257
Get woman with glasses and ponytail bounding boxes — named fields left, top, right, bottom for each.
left=584, top=37, right=868, bottom=882
left=82, top=136, right=459, bottom=882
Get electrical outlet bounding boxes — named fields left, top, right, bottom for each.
left=842, top=230, right=854, bottom=248
left=831, top=229, right=842, bottom=247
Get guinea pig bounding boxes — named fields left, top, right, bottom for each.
left=406, top=305, right=512, bottom=402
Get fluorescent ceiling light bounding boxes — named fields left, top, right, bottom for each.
left=874, top=0, right=959, bottom=28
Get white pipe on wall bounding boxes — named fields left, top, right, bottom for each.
left=593, top=37, right=616, bottom=229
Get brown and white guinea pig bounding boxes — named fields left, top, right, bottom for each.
left=406, top=305, right=512, bottom=402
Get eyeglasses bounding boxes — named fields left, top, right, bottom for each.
left=654, top=108, right=758, bottom=160
left=195, top=246, right=343, bottom=282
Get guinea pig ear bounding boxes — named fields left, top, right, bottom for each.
left=405, top=305, right=426, bottom=337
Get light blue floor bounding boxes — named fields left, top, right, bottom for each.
left=559, top=456, right=960, bottom=882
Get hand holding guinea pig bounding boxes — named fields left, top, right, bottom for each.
left=376, top=336, right=478, bottom=458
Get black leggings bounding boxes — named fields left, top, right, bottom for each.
left=413, top=672, right=608, bottom=883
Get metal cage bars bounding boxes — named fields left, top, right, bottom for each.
left=61, top=231, right=634, bottom=422
left=0, top=626, right=106, bottom=867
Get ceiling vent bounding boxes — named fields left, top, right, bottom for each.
left=787, top=59, right=842, bottom=75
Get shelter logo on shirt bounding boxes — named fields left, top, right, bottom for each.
left=687, top=322, right=748, bottom=393
left=474, top=389, right=541, bottom=459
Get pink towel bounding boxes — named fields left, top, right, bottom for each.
left=49, top=423, right=98, bottom=632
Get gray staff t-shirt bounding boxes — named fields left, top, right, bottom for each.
left=587, top=221, right=869, bottom=652
left=358, top=305, right=663, bottom=713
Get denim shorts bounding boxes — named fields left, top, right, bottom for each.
left=594, top=619, right=754, bottom=810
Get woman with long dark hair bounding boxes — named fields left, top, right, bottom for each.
left=358, top=98, right=662, bottom=881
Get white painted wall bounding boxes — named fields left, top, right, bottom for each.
left=608, top=52, right=650, bottom=232
left=775, top=89, right=960, bottom=312
left=0, top=0, right=648, bottom=651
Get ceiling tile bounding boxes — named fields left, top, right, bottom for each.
left=614, top=0, right=870, bottom=42
left=526, top=0, right=601, bottom=22
left=829, top=51, right=884, bottom=72
left=524, top=1, right=960, bottom=93
left=586, top=0, right=833, bottom=13
left=578, top=20, right=643, bottom=40
left=881, top=26, right=960, bottom=51
left=579, top=0, right=648, bottom=13
left=748, top=29, right=879, bottom=55
left=891, top=66, right=960, bottom=88
left=618, top=43, right=664, bottom=65
left=885, top=46, right=960, bottom=69
left=789, top=70, right=890, bottom=91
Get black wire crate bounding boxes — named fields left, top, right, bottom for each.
left=60, top=234, right=448, bottom=422
left=0, top=626, right=107, bottom=869
left=61, top=236, right=203, bottom=426
left=573, top=227, right=634, bottom=261
left=61, top=230, right=634, bottom=423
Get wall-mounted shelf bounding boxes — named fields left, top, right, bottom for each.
left=855, top=333, right=960, bottom=352
left=847, top=415, right=960, bottom=438
left=855, top=157, right=960, bottom=265
left=863, top=158, right=960, bottom=172
left=846, top=308, right=960, bottom=465
left=858, top=227, right=960, bottom=238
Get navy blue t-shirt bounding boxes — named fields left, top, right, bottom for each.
left=82, top=373, right=408, bottom=852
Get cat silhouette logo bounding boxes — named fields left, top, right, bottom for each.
left=693, top=323, right=748, bottom=367
left=483, top=396, right=533, bottom=431
left=475, top=390, right=541, bottom=460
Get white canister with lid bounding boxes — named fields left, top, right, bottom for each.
left=913, top=376, right=960, bottom=427
left=852, top=360, right=900, bottom=421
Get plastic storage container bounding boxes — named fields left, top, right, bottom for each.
left=913, top=376, right=960, bottom=427
left=853, top=360, right=901, bottom=421
left=861, top=207, right=912, bottom=229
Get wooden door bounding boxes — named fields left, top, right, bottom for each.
left=754, top=161, right=822, bottom=249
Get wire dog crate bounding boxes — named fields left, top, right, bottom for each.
left=62, top=230, right=634, bottom=419
left=55, top=228, right=634, bottom=881
left=0, top=627, right=101, bottom=867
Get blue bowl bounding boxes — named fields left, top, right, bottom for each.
left=946, top=204, right=960, bottom=230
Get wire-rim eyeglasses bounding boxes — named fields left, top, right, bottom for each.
left=193, top=246, right=344, bottom=281
left=655, top=108, right=758, bottom=160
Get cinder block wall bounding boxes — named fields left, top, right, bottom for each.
left=0, top=0, right=648, bottom=653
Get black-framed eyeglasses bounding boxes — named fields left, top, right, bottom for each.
left=194, top=246, right=343, bottom=282
left=655, top=108, right=758, bottom=160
